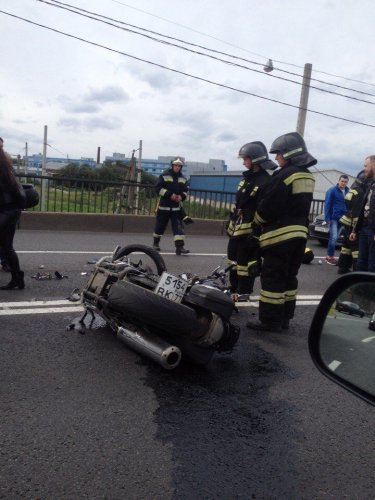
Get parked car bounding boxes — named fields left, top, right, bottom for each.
left=336, top=300, right=365, bottom=317
left=369, top=312, right=375, bottom=330
left=309, top=272, right=375, bottom=406
left=308, top=213, right=344, bottom=246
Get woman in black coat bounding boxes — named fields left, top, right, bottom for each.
left=0, top=148, right=25, bottom=290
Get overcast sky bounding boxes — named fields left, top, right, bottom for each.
left=1, top=0, right=374, bottom=174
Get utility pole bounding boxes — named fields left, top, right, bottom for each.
left=135, top=139, right=142, bottom=213
left=41, top=125, right=48, bottom=211
left=25, top=142, right=28, bottom=175
left=127, top=149, right=137, bottom=212
left=96, top=146, right=101, bottom=166
left=296, top=63, right=312, bottom=137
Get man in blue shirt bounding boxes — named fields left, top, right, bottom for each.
left=324, top=174, right=349, bottom=265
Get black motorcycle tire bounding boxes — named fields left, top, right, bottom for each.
left=107, top=280, right=207, bottom=339
left=113, top=244, right=167, bottom=276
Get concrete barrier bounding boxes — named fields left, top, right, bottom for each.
left=19, top=211, right=227, bottom=236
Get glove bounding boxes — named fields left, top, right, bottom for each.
left=248, top=260, right=261, bottom=279
left=250, top=222, right=262, bottom=237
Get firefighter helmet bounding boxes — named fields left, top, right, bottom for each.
left=269, top=132, right=317, bottom=167
left=171, top=157, right=184, bottom=166
left=238, top=141, right=277, bottom=170
left=351, top=169, right=367, bottom=190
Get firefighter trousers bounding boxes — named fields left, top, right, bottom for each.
left=227, top=236, right=259, bottom=294
left=259, top=239, right=306, bottom=325
left=153, top=209, right=185, bottom=247
left=337, top=231, right=358, bottom=271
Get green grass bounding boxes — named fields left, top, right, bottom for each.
left=31, top=185, right=230, bottom=219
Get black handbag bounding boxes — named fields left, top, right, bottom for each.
left=21, top=184, right=40, bottom=209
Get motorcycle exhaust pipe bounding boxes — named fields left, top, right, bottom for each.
left=117, top=326, right=182, bottom=370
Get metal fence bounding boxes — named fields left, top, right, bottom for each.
left=18, top=173, right=324, bottom=221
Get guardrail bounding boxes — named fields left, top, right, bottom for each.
left=17, top=173, right=324, bottom=221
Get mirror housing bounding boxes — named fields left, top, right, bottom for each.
left=309, top=272, right=375, bottom=406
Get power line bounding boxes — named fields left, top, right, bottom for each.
left=47, top=143, right=68, bottom=157
left=108, top=0, right=375, bottom=89
left=44, top=0, right=375, bottom=101
left=1, top=9, right=374, bottom=129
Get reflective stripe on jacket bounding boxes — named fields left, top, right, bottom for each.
left=254, top=165, right=315, bottom=249
left=156, top=167, right=188, bottom=210
left=227, top=168, right=271, bottom=238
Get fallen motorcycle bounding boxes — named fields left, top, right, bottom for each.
left=68, top=244, right=240, bottom=369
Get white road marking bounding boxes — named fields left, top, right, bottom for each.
left=328, top=360, right=342, bottom=371
left=17, top=251, right=110, bottom=254
left=0, top=295, right=321, bottom=316
left=362, top=336, right=375, bottom=343
left=0, top=306, right=84, bottom=316
left=0, top=299, right=77, bottom=308
left=15, top=250, right=334, bottom=259
left=236, top=300, right=320, bottom=307
left=17, top=250, right=228, bottom=257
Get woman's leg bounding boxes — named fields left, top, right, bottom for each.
left=0, top=210, right=24, bottom=289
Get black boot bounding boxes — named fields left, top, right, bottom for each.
left=281, top=319, right=290, bottom=330
left=0, top=271, right=25, bottom=290
left=337, top=267, right=350, bottom=275
left=246, top=319, right=282, bottom=332
left=176, top=247, right=190, bottom=255
left=153, top=237, right=161, bottom=252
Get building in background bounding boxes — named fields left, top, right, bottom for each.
left=311, top=169, right=355, bottom=200
left=24, top=153, right=96, bottom=174
left=105, top=154, right=227, bottom=178
left=189, top=168, right=356, bottom=199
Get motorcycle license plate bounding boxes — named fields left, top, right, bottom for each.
left=315, top=226, right=329, bottom=233
left=154, top=272, right=188, bottom=303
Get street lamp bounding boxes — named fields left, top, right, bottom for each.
left=263, top=60, right=313, bottom=137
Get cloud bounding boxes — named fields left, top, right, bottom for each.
left=216, top=132, right=238, bottom=142
left=57, top=115, right=123, bottom=132
left=64, top=103, right=101, bottom=114
left=57, top=85, right=128, bottom=115
left=58, top=117, right=81, bottom=129
left=84, top=116, right=123, bottom=130
left=85, top=85, right=129, bottom=103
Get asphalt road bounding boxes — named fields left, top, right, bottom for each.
left=1, top=231, right=375, bottom=499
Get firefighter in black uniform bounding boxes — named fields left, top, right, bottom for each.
left=246, top=132, right=317, bottom=332
left=153, top=157, right=190, bottom=255
left=337, top=170, right=368, bottom=274
left=227, top=141, right=275, bottom=299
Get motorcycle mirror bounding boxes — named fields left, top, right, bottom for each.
left=211, top=265, right=221, bottom=276
left=309, top=272, right=375, bottom=406
left=112, top=245, right=121, bottom=260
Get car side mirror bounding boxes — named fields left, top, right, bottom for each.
left=309, top=272, right=375, bottom=406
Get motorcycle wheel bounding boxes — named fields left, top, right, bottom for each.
left=113, top=244, right=167, bottom=277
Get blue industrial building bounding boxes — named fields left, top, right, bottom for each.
left=189, top=173, right=242, bottom=193
left=25, top=154, right=96, bottom=173
left=105, top=153, right=228, bottom=179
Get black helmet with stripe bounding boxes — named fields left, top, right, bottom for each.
left=238, top=141, right=277, bottom=170
left=269, top=132, right=317, bottom=168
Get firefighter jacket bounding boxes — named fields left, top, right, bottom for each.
left=340, top=176, right=370, bottom=230
left=155, top=167, right=188, bottom=211
left=253, top=164, right=315, bottom=249
left=227, top=168, right=271, bottom=238
left=354, top=180, right=375, bottom=232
